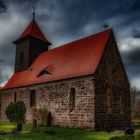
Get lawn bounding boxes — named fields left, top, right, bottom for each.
left=0, top=122, right=123, bottom=140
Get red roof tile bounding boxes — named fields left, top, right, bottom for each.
left=15, top=20, right=51, bottom=44
left=3, top=29, right=112, bottom=89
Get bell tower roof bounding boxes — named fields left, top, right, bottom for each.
left=14, top=19, right=51, bottom=45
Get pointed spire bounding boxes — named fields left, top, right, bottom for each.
left=14, top=17, right=52, bottom=45
left=32, top=6, right=36, bottom=20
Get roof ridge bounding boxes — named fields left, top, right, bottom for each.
left=39, top=28, right=112, bottom=56
left=31, top=28, right=112, bottom=69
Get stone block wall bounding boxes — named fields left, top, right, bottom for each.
left=1, top=76, right=95, bottom=129
left=94, top=35, right=131, bottom=130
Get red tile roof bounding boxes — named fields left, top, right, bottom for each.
left=15, top=20, right=51, bottom=44
left=3, top=28, right=112, bottom=90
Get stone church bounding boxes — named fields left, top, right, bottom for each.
left=0, top=16, right=131, bottom=130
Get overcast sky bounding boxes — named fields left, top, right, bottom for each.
left=0, top=0, right=140, bottom=89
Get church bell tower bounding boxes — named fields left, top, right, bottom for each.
left=14, top=13, right=51, bottom=72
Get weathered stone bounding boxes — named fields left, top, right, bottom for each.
left=1, top=77, right=95, bottom=129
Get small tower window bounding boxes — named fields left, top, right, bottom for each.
left=69, top=88, right=76, bottom=112
left=20, top=51, right=24, bottom=63
left=30, top=90, right=36, bottom=107
left=14, top=92, right=17, bottom=102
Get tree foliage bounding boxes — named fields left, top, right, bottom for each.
left=6, top=101, right=26, bottom=131
left=5, top=102, right=15, bottom=122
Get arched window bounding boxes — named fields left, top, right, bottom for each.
left=69, top=88, right=76, bottom=112
left=30, top=90, right=36, bottom=107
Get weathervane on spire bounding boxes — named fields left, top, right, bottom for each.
left=32, top=6, right=36, bottom=20
left=103, top=23, right=110, bottom=29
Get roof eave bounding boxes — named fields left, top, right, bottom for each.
left=13, top=35, right=52, bottom=45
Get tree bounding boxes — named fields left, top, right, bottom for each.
left=6, top=101, right=26, bottom=131
left=130, top=86, right=140, bottom=119
left=131, top=86, right=137, bottom=117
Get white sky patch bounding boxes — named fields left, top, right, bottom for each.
left=80, top=22, right=101, bottom=37
left=131, top=77, right=140, bottom=90
left=0, top=80, right=7, bottom=87
left=1, top=65, right=13, bottom=80
left=119, top=37, right=140, bottom=52
left=0, top=65, right=13, bottom=88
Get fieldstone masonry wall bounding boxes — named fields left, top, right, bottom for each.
left=1, top=77, right=95, bottom=129
left=94, top=35, right=131, bottom=130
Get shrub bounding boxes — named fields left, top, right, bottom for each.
left=6, top=101, right=26, bottom=132
left=5, top=103, right=15, bottom=122
left=32, top=106, right=49, bottom=126
left=125, top=127, right=134, bottom=135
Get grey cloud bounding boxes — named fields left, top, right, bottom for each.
left=132, top=28, right=140, bottom=38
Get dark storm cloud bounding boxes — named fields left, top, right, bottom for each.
left=130, top=0, right=140, bottom=11
left=5, top=0, right=39, bottom=5
left=133, top=33, right=140, bottom=39
left=57, top=0, right=138, bottom=29
left=0, top=0, right=6, bottom=13
left=132, top=28, right=140, bottom=38
left=38, top=0, right=140, bottom=40
left=0, top=0, right=140, bottom=88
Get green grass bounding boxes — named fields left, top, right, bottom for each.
left=0, top=122, right=32, bottom=133
left=0, top=122, right=123, bottom=140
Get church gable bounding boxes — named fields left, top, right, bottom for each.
left=94, top=32, right=130, bottom=130
left=96, top=32, right=129, bottom=86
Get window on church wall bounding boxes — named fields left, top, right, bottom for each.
left=69, top=88, right=76, bottom=112
left=19, top=51, right=24, bottom=63
left=14, top=92, right=17, bottom=102
left=30, top=90, right=36, bottom=107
